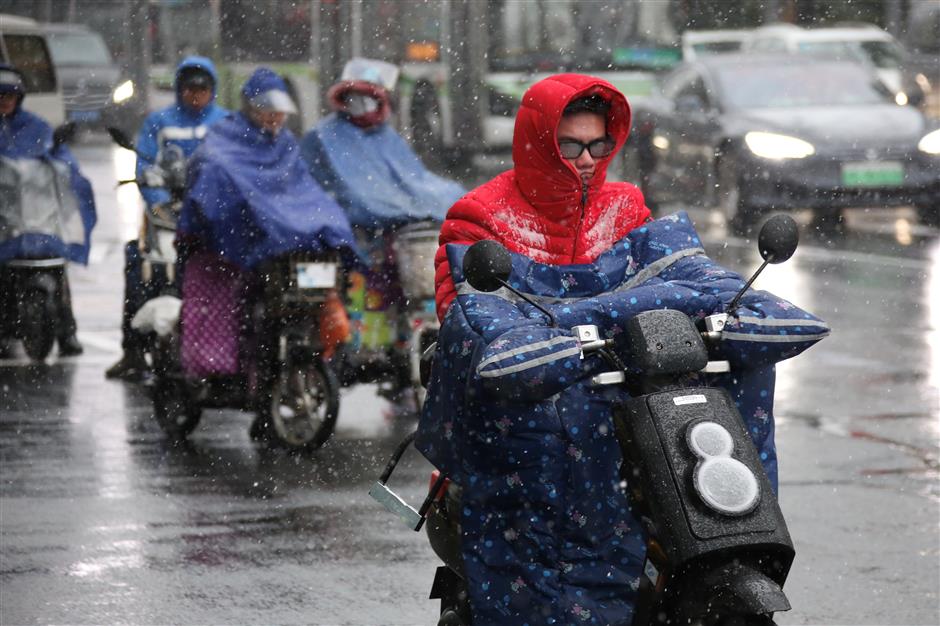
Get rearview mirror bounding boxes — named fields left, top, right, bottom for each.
left=106, top=126, right=136, bottom=152
left=757, top=214, right=799, bottom=264
left=462, top=240, right=512, bottom=293
left=52, top=122, right=76, bottom=148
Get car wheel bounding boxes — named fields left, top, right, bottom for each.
left=717, top=159, right=757, bottom=236
left=810, top=209, right=845, bottom=235
left=916, top=202, right=939, bottom=228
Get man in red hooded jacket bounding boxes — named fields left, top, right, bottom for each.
left=434, top=73, right=651, bottom=321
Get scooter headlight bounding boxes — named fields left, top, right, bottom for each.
left=112, top=80, right=135, bottom=104
left=687, top=421, right=761, bottom=516
left=744, top=131, right=815, bottom=160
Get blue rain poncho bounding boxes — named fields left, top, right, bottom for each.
left=0, top=101, right=96, bottom=264
left=300, top=113, right=464, bottom=231
left=134, top=56, right=228, bottom=208
left=417, top=212, right=829, bottom=626
left=179, top=111, right=360, bottom=270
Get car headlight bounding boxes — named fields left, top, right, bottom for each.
left=112, top=80, right=134, bottom=104
left=919, top=129, right=940, bottom=155
left=744, top=132, right=815, bottom=160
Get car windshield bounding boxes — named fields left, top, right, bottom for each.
left=795, top=40, right=870, bottom=64
left=47, top=32, right=112, bottom=66
left=858, top=40, right=905, bottom=68
left=715, top=63, right=892, bottom=108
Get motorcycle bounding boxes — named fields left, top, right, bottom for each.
left=371, top=215, right=807, bottom=625
left=0, top=123, right=80, bottom=362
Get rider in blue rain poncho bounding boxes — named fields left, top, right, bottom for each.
left=300, top=58, right=463, bottom=232
left=0, top=64, right=96, bottom=357
left=107, top=56, right=229, bottom=380
left=179, top=67, right=358, bottom=270
left=134, top=57, right=227, bottom=209
left=174, top=68, right=359, bottom=389
left=417, top=212, right=829, bottom=625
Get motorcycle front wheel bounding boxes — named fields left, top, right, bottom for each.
left=266, top=358, right=339, bottom=452
left=152, top=376, right=201, bottom=440
left=21, top=288, right=55, bottom=362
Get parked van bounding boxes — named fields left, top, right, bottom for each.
left=0, top=13, right=65, bottom=124
left=43, top=22, right=143, bottom=132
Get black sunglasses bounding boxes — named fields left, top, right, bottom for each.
left=558, top=137, right=615, bottom=160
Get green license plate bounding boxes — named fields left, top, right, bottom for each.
left=841, top=161, right=904, bottom=187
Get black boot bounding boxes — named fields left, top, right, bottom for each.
left=58, top=334, right=84, bottom=357
left=105, top=348, right=148, bottom=381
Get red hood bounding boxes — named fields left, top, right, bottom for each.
left=511, top=73, right=631, bottom=222
left=326, top=80, right=392, bottom=128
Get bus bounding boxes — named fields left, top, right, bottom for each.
left=148, top=0, right=683, bottom=160
left=388, top=0, right=682, bottom=161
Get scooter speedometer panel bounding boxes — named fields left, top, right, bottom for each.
left=626, top=309, right=708, bottom=375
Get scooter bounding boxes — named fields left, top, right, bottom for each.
left=147, top=249, right=345, bottom=451
left=106, top=126, right=185, bottom=288
left=371, top=215, right=804, bottom=626
left=106, top=127, right=344, bottom=451
left=0, top=123, right=79, bottom=362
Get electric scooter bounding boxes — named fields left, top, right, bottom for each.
left=372, top=215, right=806, bottom=626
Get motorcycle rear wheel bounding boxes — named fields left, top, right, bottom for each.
left=21, top=289, right=55, bottom=362
left=266, top=358, right=339, bottom=452
left=152, top=377, right=201, bottom=440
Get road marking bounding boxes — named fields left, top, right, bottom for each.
left=712, top=233, right=936, bottom=272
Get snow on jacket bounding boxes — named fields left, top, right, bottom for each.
left=417, top=212, right=829, bottom=626
left=434, top=73, right=651, bottom=321
left=135, top=56, right=227, bottom=208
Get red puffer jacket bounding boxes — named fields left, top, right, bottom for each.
left=434, top=73, right=651, bottom=321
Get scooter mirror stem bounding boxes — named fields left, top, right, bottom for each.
left=725, top=214, right=800, bottom=318
left=497, top=279, right=557, bottom=327
left=725, top=259, right=769, bottom=318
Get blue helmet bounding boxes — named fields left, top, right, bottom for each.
left=241, top=67, right=296, bottom=114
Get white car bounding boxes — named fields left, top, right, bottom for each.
left=742, top=22, right=931, bottom=107
left=681, top=29, right=751, bottom=61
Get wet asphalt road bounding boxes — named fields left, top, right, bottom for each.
left=1, top=134, right=938, bottom=625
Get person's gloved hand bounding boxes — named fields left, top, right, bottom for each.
left=143, top=166, right=165, bottom=188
